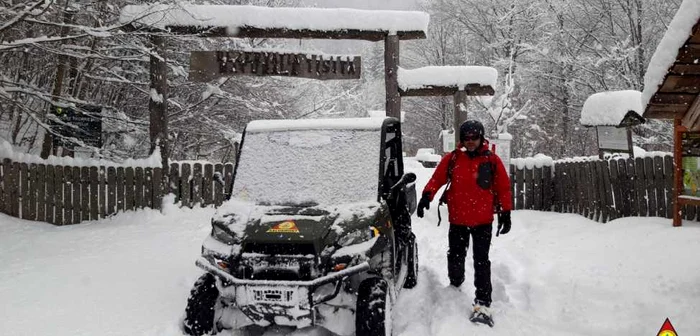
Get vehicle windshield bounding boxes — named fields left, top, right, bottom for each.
left=231, top=129, right=381, bottom=206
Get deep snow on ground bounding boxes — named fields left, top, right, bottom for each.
left=2, top=162, right=700, bottom=335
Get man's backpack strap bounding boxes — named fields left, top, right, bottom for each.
left=437, top=150, right=459, bottom=226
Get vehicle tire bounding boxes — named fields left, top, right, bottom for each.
left=183, top=273, right=219, bottom=336
left=404, top=234, right=418, bottom=289
left=356, top=278, right=392, bottom=336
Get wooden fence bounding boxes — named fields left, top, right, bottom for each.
left=510, top=156, right=683, bottom=222
left=0, top=159, right=234, bottom=225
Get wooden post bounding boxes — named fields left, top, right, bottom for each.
left=150, top=35, right=169, bottom=173
left=384, top=34, right=401, bottom=120
left=453, top=90, right=468, bottom=146
left=673, top=118, right=683, bottom=227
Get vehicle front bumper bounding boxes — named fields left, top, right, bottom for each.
left=196, top=257, right=370, bottom=327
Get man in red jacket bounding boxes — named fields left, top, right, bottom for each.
left=416, top=120, right=512, bottom=327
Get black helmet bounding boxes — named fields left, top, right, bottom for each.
left=459, top=120, right=485, bottom=142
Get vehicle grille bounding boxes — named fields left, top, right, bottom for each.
left=250, top=287, right=295, bottom=304
left=244, top=242, right=316, bottom=256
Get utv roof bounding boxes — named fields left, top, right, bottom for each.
left=246, top=117, right=395, bottom=133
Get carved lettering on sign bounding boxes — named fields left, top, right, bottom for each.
left=191, top=50, right=361, bottom=82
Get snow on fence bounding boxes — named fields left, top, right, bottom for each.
left=0, top=159, right=234, bottom=225
left=511, top=155, right=680, bottom=223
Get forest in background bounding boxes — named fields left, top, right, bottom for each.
left=0, top=0, right=683, bottom=162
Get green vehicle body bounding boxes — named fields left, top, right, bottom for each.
left=185, top=117, right=418, bottom=336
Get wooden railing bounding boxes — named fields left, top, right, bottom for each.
left=0, top=159, right=234, bottom=225
left=510, top=156, right=678, bottom=222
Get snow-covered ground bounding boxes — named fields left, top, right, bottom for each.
left=2, top=162, right=699, bottom=335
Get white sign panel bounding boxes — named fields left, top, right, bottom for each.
left=490, top=138, right=511, bottom=169
left=597, top=126, right=628, bottom=151
left=441, top=130, right=455, bottom=153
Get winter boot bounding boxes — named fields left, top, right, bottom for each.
left=469, top=302, right=494, bottom=327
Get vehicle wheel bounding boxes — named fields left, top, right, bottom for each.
left=404, top=234, right=418, bottom=289
left=356, top=278, right=392, bottom=336
left=183, top=273, right=219, bottom=336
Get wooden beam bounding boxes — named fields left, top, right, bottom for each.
left=453, top=91, right=468, bottom=146
left=644, top=105, right=686, bottom=119
left=659, top=75, right=700, bottom=94
left=399, top=84, right=495, bottom=97
left=689, top=22, right=700, bottom=44
left=158, top=25, right=426, bottom=41
left=682, top=94, right=700, bottom=130
left=674, top=43, right=700, bottom=64
left=669, top=64, right=700, bottom=76
left=384, top=35, right=401, bottom=120
left=650, top=93, right=697, bottom=105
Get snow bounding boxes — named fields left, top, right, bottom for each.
left=246, top=117, right=386, bottom=133
left=368, top=110, right=405, bottom=123
left=642, top=0, right=700, bottom=109
left=0, top=138, right=162, bottom=168
left=3, top=161, right=700, bottom=335
left=398, top=66, right=498, bottom=91
left=119, top=5, right=429, bottom=34
left=231, top=127, right=380, bottom=205
left=512, top=153, right=554, bottom=169
left=579, top=90, right=643, bottom=127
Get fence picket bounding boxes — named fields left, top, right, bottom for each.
left=181, top=163, right=191, bottom=208
left=116, top=167, right=125, bottom=212
left=90, top=167, right=99, bottom=220
left=644, top=157, right=657, bottom=217
left=108, top=167, right=116, bottom=216
left=515, top=168, right=524, bottom=210
left=153, top=168, right=163, bottom=210
left=533, top=167, right=543, bottom=211
left=664, top=156, right=674, bottom=219
left=616, top=160, right=631, bottom=217
left=134, top=167, right=144, bottom=209
left=20, top=163, right=29, bottom=220
left=54, top=166, right=64, bottom=225
left=99, top=167, right=106, bottom=219
left=125, top=168, right=134, bottom=212
left=37, top=164, right=46, bottom=221
left=72, top=167, right=81, bottom=223
left=634, top=158, right=647, bottom=217
left=543, top=166, right=552, bottom=211
left=169, top=163, right=180, bottom=203
left=203, top=164, right=213, bottom=207
left=214, top=163, right=224, bottom=206
left=45, top=164, right=54, bottom=224
left=81, top=167, right=90, bottom=221
left=224, top=163, right=234, bottom=198
left=63, top=166, right=73, bottom=225
left=144, top=168, right=153, bottom=209
left=653, top=157, right=666, bottom=217
left=192, top=163, right=203, bottom=207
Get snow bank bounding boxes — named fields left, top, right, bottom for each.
left=0, top=139, right=162, bottom=168
left=642, top=0, right=700, bottom=109
left=398, top=66, right=498, bottom=91
left=119, top=5, right=429, bottom=34
left=580, top=90, right=643, bottom=127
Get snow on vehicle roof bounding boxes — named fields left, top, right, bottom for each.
left=119, top=5, right=429, bottom=34
left=642, top=0, right=700, bottom=109
left=398, top=66, right=498, bottom=91
left=579, top=90, right=643, bottom=127
left=245, top=117, right=390, bottom=133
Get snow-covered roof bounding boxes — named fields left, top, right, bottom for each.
left=245, top=117, right=391, bottom=133
left=397, top=66, right=498, bottom=92
left=642, top=0, right=700, bottom=109
left=119, top=5, right=429, bottom=39
left=580, top=90, right=644, bottom=127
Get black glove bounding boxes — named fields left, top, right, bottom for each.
left=497, top=211, right=511, bottom=236
left=416, top=192, right=431, bottom=218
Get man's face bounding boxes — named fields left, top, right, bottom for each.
left=462, top=134, right=481, bottom=152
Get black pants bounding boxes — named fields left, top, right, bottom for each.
left=447, top=224, right=492, bottom=306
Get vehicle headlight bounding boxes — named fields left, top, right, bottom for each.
left=211, top=223, right=238, bottom=245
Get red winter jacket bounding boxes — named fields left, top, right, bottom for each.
left=422, top=141, right=512, bottom=227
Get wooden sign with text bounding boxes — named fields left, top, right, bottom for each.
left=190, top=50, right=361, bottom=82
